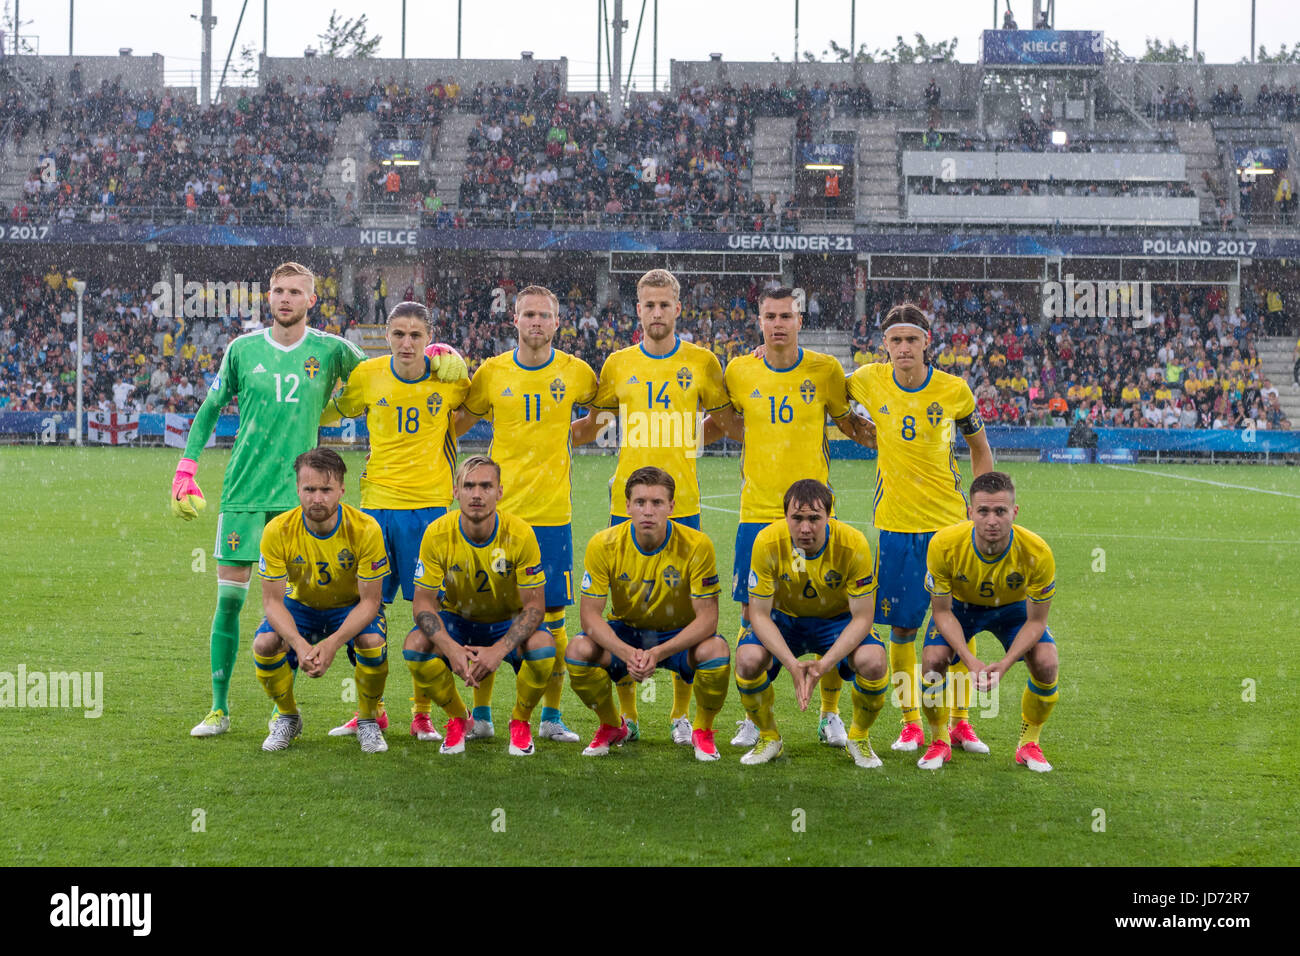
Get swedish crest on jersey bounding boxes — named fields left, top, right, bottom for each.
left=926, top=401, right=944, bottom=427
left=549, top=377, right=566, bottom=403
left=823, top=569, right=843, bottom=589
left=663, top=565, right=682, bottom=587
left=1006, top=571, right=1025, bottom=591
left=799, top=379, right=817, bottom=404
left=676, top=367, right=693, bottom=391
left=337, top=548, right=355, bottom=571
left=304, top=356, right=321, bottom=379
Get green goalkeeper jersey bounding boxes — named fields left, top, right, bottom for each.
left=186, top=326, right=367, bottom=511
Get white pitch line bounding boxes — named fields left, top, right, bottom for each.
left=700, top=504, right=1297, bottom=545
left=1104, top=465, right=1300, bottom=500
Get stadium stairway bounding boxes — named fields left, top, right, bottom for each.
left=425, top=110, right=481, bottom=213
left=1175, top=121, right=1229, bottom=227
left=1260, top=337, right=1300, bottom=419
left=851, top=116, right=903, bottom=224
left=0, top=128, right=48, bottom=211
left=801, top=329, right=853, bottom=372
left=323, top=111, right=379, bottom=206
left=751, top=116, right=795, bottom=213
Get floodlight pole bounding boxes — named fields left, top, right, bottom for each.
left=401, top=0, right=406, bottom=61
left=1251, top=1, right=1256, bottom=63
left=69, top=0, right=73, bottom=55
left=74, top=280, right=87, bottom=446
left=1192, top=0, right=1198, bottom=64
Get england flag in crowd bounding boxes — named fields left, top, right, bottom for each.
left=164, top=413, right=215, bottom=449
left=87, top=411, right=139, bottom=445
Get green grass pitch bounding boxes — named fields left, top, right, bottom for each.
left=2, top=447, right=1296, bottom=865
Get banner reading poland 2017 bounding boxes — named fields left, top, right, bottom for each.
left=980, top=30, right=1105, bottom=67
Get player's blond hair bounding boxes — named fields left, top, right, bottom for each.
left=636, top=269, right=680, bottom=301
left=514, top=284, right=560, bottom=315
left=270, top=261, right=316, bottom=290
left=455, top=455, right=502, bottom=488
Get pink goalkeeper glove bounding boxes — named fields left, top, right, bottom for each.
left=170, top=457, right=206, bottom=520
left=425, top=342, right=468, bottom=382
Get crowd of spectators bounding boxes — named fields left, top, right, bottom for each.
left=8, top=70, right=353, bottom=225
left=851, top=281, right=1290, bottom=430
left=909, top=178, right=1196, bottom=199
left=456, top=74, right=759, bottom=231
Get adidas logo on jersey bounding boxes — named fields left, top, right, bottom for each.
left=617, top=572, right=631, bottom=581
left=628, top=376, right=639, bottom=384
left=954, top=573, right=968, bottom=582
left=251, top=363, right=267, bottom=374
left=502, top=387, right=513, bottom=396
left=879, top=405, right=889, bottom=414
left=450, top=563, right=463, bottom=572
left=292, top=555, right=305, bottom=564
left=376, top=397, right=389, bottom=406
left=750, top=389, right=761, bottom=398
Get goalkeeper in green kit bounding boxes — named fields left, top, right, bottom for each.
left=173, top=262, right=467, bottom=737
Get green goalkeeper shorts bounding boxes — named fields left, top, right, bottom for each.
left=214, top=510, right=284, bottom=565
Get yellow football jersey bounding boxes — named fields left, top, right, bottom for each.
left=847, top=363, right=982, bottom=533
left=580, top=521, right=721, bottom=632
left=413, top=510, right=545, bottom=623
left=748, top=518, right=876, bottom=619
left=464, top=348, right=598, bottom=526
left=329, top=356, right=468, bottom=510
left=592, top=337, right=729, bottom=519
left=258, top=503, right=389, bottom=609
left=925, top=521, right=1056, bottom=608
left=724, top=349, right=851, bottom=522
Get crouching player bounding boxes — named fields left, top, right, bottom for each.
left=735, top=479, right=887, bottom=768
left=254, top=449, right=391, bottom=754
left=566, top=466, right=731, bottom=761
left=403, top=456, right=555, bottom=756
left=917, top=471, right=1059, bottom=772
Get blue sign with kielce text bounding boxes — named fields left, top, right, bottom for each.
left=981, top=30, right=1105, bottom=67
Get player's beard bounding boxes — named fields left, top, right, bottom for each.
left=273, top=306, right=307, bottom=329
left=644, top=320, right=673, bottom=343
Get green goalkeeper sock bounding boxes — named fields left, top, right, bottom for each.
left=210, top=580, right=248, bottom=713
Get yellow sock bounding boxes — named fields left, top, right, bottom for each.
left=735, top=671, right=778, bottom=737
left=849, top=674, right=890, bottom=738
left=512, top=648, right=556, bottom=721
left=353, top=644, right=388, bottom=720
left=472, top=669, right=496, bottom=718
left=616, top=676, right=639, bottom=722
left=690, top=658, right=730, bottom=731
left=541, top=615, right=568, bottom=711
left=670, top=673, right=693, bottom=721
left=920, top=672, right=950, bottom=744
left=1019, top=676, right=1059, bottom=746
left=404, top=650, right=467, bottom=719
left=949, top=635, right=974, bottom=722
left=568, top=661, right=621, bottom=726
left=889, top=632, right=920, bottom=724
left=255, top=650, right=298, bottom=715
left=817, top=657, right=843, bottom=715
